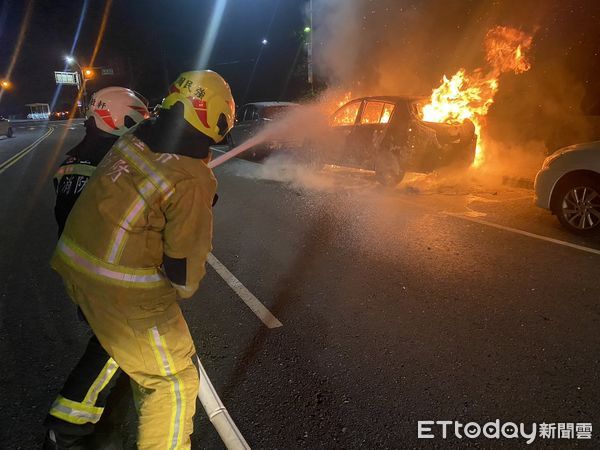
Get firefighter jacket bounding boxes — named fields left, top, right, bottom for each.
left=54, top=134, right=117, bottom=236
left=51, top=133, right=217, bottom=299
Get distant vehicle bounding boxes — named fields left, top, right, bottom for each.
left=227, top=101, right=299, bottom=159
left=52, top=111, right=70, bottom=120
left=535, top=141, right=600, bottom=234
left=0, top=116, right=13, bottom=138
left=25, top=103, right=51, bottom=120
left=305, top=96, right=477, bottom=186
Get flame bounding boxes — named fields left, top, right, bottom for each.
left=422, top=26, right=533, bottom=167
left=381, top=104, right=393, bottom=124
left=485, top=26, right=533, bottom=75
left=336, top=91, right=354, bottom=109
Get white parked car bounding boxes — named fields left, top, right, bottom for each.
left=0, top=116, right=13, bottom=137
left=535, top=141, right=600, bottom=234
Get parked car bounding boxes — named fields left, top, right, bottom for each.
left=227, top=101, right=299, bottom=159
left=534, top=141, right=600, bottom=234
left=0, top=116, right=13, bottom=137
left=304, top=96, right=477, bottom=186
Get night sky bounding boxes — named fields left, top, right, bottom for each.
left=0, top=0, right=307, bottom=115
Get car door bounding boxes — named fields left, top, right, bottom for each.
left=346, top=100, right=396, bottom=168
left=327, top=100, right=363, bottom=165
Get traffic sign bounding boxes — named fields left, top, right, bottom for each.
left=101, top=67, right=114, bottom=76
left=54, top=71, right=80, bottom=85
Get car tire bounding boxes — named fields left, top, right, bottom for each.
left=226, top=133, right=235, bottom=149
left=6, top=127, right=13, bottom=138
left=375, top=150, right=404, bottom=187
left=552, top=174, right=600, bottom=235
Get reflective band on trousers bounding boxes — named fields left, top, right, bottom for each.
left=149, top=326, right=186, bottom=450
left=83, top=357, right=119, bottom=405
left=49, top=395, right=103, bottom=425
left=56, top=236, right=165, bottom=288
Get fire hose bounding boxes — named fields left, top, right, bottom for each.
left=208, top=135, right=265, bottom=169
left=196, top=356, right=251, bottom=450
left=201, top=137, right=265, bottom=448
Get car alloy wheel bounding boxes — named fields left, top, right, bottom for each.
left=560, top=185, right=600, bottom=231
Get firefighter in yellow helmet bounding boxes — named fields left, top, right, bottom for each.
left=46, top=70, right=235, bottom=449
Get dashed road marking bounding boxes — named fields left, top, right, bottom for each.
left=207, top=253, right=283, bottom=328
left=0, top=127, right=54, bottom=175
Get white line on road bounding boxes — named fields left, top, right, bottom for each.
left=207, top=253, right=283, bottom=329
left=0, top=127, right=54, bottom=175
left=446, top=212, right=600, bottom=257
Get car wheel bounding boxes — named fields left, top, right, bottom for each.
left=552, top=175, right=600, bottom=234
left=6, top=127, right=13, bottom=138
left=226, top=133, right=235, bottom=149
left=375, top=150, right=405, bottom=187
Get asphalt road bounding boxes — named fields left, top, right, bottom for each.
left=1, top=122, right=599, bottom=449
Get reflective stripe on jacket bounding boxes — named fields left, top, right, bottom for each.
left=51, top=133, right=217, bottom=296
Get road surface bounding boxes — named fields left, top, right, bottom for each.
left=0, top=122, right=598, bottom=448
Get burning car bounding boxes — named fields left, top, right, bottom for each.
left=307, top=96, right=477, bottom=186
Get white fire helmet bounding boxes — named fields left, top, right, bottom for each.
left=87, top=87, right=149, bottom=136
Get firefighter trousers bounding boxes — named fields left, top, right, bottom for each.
left=45, top=332, right=132, bottom=448
left=56, top=277, right=199, bottom=449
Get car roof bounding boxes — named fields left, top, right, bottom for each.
left=350, top=95, right=429, bottom=104
left=242, top=102, right=299, bottom=108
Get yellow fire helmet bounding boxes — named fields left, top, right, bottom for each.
left=161, top=70, right=235, bottom=143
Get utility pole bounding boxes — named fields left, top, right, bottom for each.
left=307, top=0, right=314, bottom=94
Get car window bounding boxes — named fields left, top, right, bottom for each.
left=244, top=106, right=258, bottom=121
left=361, top=102, right=385, bottom=124
left=381, top=103, right=395, bottom=124
left=331, top=101, right=361, bottom=126
left=359, top=101, right=395, bottom=125
left=411, top=101, right=424, bottom=118
left=236, top=106, right=247, bottom=122
left=261, top=106, right=293, bottom=119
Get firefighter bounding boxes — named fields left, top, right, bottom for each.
left=46, top=70, right=235, bottom=449
left=54, top=87, right=150, bottom=236
left=45, top=87, right=150, bottom=449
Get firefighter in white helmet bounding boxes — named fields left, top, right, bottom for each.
left=45, top=87, right=150, bottom=449
left=47, top=71, right=235, bottom=449
left=54, top=87, right=150, bottom=235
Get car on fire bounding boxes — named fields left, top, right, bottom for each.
left=535, top=141, right=600, bottom=234
left=227, top=101, right=299, bottom=160
left=306, top=96, right=477, bottom=186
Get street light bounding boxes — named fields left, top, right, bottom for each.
left=261, top=38, right=268, bottom=45
left=64, top=55, right=88, bottom=114
left=1, top=80, right=11, bottom=89
left=83, top=68, right=95, bottom=79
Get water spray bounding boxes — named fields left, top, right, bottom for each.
left=208, top=135, right=267, bottom=169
